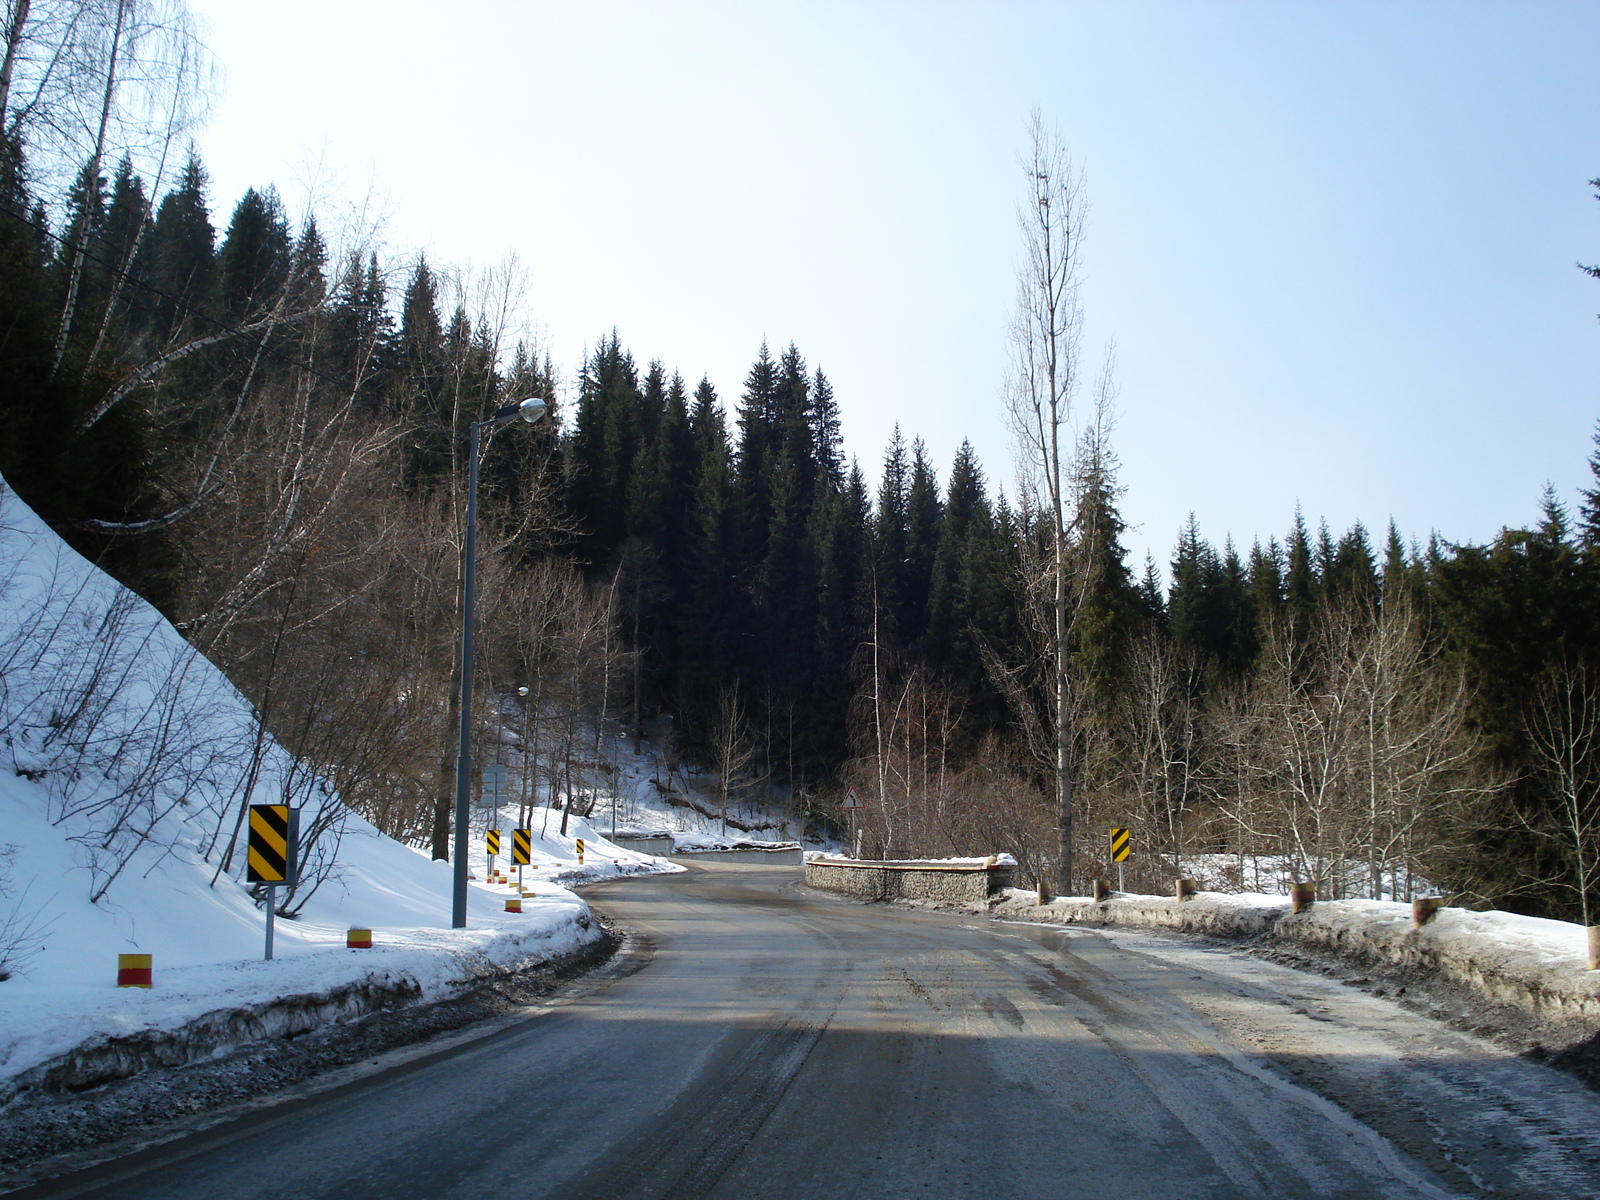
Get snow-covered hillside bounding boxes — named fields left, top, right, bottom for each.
left=0, top=476, right=671, bottom=1094
left=547, top=723, right=822, bottom=851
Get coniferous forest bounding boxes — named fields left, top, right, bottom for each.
left=3, top=2, right=1599, bottom=925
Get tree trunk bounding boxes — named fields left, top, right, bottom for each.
left=51, top=0, right=129, bottom=379
left=0, top=0, right=32, bottom=124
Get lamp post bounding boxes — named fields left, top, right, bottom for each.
left=453, top=397, right=548, bottom=928
left=517, top=684, right=532, bottom=824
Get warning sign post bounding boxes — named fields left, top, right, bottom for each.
left=247, top=804, right=299, bottom=961
left=842, top=788, right=863, bottom=857
left=1109, top=827, right=1131, bottom=892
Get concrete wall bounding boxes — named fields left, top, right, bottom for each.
left=610, top=835, right=675, bottom=856
left=672, top=847, right=804, bottom=866
left=804, top=858, right=1012, bottom=904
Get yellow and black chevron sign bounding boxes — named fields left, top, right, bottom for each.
left=512, top=828, right=532, bottom=865
left=486, top=829, right=501, bottom=856
left=247, top=804, right=290, bottom=883
left=1110, top=827, right=1132, bottom=863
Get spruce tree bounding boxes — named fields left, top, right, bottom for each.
left=1577, top=421, right=1600, bottom=550
left=287, top=218, right=327, bottom=310
left=395, top=257, right=448, bottom=484
left=873, top=425, right=911, bottom=642
left=1136, top=554, right=1166, bottom=625
left=1246, top=537, right=1286, bottom=633
left=1285, top=508, right=1318, bottom=634
left=217, top=186, right=291, bottom=319
left=810, top=368, right=843, bottom=488
left=327, top=251, right=391, bottom=403
left=138, top=152, right=216, bottom=345
left=734, top=342, right=780, bottom=567
left=86, top=158, right=152, bottom=365
left=927, top=441, right=1003, bottom=703
left=901, top=437, right=942, bottom=649
left=1068, top=438, right=1140, bottom=699
left=1326, top=521, right=1378, bottom=608
left=677, top=380, right=739, bottom=742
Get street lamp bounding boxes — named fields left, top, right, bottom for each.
left=453, top=396, right=548, bottom=928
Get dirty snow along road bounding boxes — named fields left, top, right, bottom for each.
left=14, top=862, right=1600, bottom=1200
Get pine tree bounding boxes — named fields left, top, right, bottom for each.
left=874, top=423, right=910, bottom=617
left=676, top=380, right=739, bottom=741
left=217, top=186, right=291, bottom=319
left=1136, top=554, right=1166, bottom=625
left=395, top=256, right=448, bottom=484
left=807, top=459, right=872, bottom=775
left=629, top=370, right=693, bottom=554
left=734, top=342, right=780, bottom=567
left=287, top=218, right=327, bottom=310
left=82, top=157, right=151, bottom=367
left=1246, top=537, right=1286, bottom=633
left=1380, top=520, right=1425, bottom=613
left=567, top=332, right=642, bottom=559
left=810, top=367, right=843, bottom=488
left=1285, top=508, right=1318, bottom=634
left=1167, top=517, right=1252, bottom=678
left=1577, top=421, right=1600, bottom=550
left=1167, top=514, right=1212, bottom=657
left=137, top=152, right=216, bottom=345
left=927, top=441, right=1003, bottom=700
left=1325, top=521, right=1378, bottom=608
left=327, top=251, right=391, bottom=401
left=1068, top=434, right=1140, bottom=700
left=901, top=437, right=942, bottom=649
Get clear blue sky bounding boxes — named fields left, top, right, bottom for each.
left=186, top=0, right=1599, bottom=574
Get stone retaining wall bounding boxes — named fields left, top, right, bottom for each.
left=804, top=857, right=1012, bottom=903
left=989, top=889, right=1600, bottom=1042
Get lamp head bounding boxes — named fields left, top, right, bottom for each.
left=488, top=397, right=551, bottom=426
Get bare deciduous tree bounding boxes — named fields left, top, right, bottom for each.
left=1524, top=658, right=1600, bottom=928
left=1005, top=110, right=1086, bottom=893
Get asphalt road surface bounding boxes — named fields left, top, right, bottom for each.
left=13, top=862, right=1600, bottom=1199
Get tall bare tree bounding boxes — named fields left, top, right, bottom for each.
left=1004, top=110, right=1087, bottom=892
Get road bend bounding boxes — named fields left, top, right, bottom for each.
left=12, top=862, right=1600, bottom=1200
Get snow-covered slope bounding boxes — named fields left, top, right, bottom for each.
left=0, top=477, right=669, bottom=1094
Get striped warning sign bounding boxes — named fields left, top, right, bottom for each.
left=1110, top=827, right=1132, bottom=863
left=247, top=804, right=291, bottom=882
left=486, top=829, right=501, bottom=856
left=512, top=828, right=532, bottom=865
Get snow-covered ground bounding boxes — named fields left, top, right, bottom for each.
left=0, top=477, right=675, bottom=1098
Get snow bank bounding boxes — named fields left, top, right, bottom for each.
left=0, top=477, right=675, bottom=1100
left=992, top=888, right=1600, bottom=1035
left=670, top=833, right=801, bottom=853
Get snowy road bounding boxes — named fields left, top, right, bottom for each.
left=11, top=862, right=1600, bottom=1199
